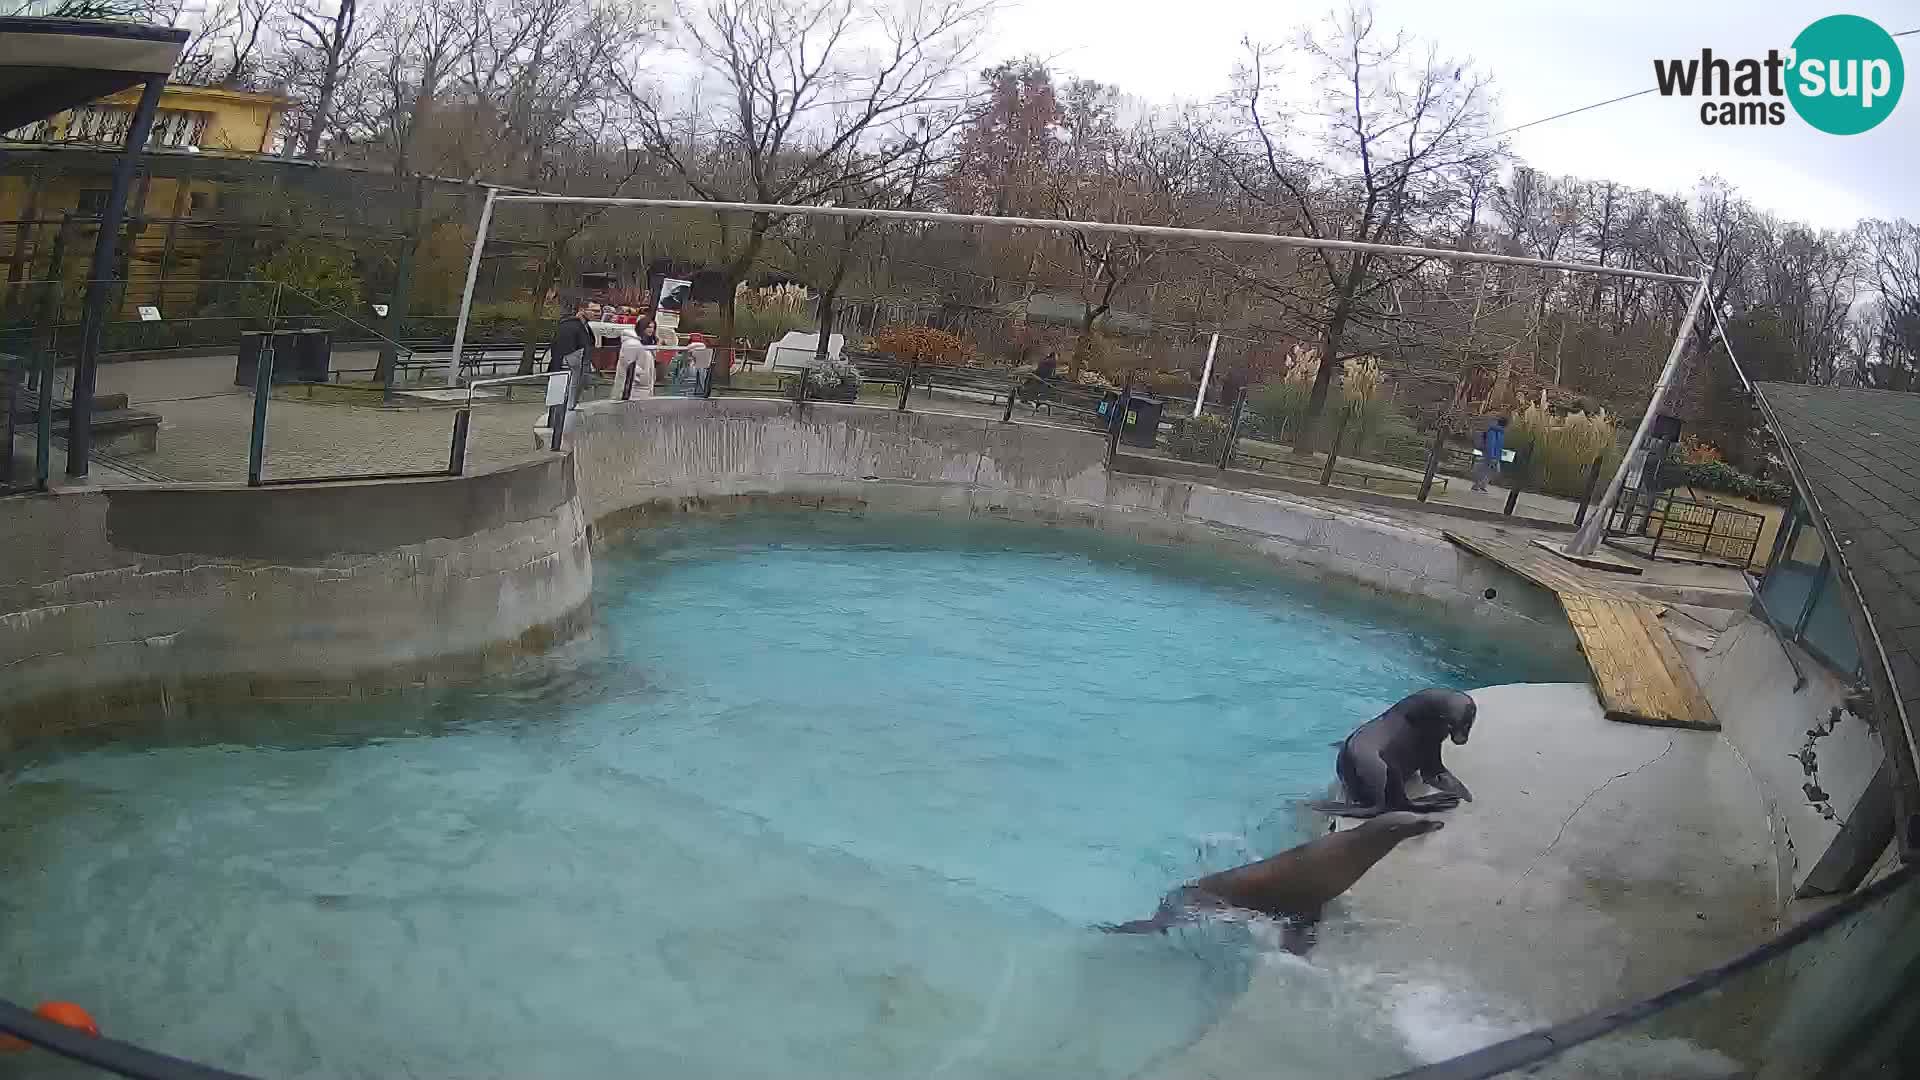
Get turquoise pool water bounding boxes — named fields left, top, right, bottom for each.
left=1, top=514, right=1576, bottom=1079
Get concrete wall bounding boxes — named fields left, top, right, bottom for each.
left=568, top=396, right=1578, bottom=648
left=1695, top=616, right=1888, bottom=899
left=0, top=454, right=591, bottom=745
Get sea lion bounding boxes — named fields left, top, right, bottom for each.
left=1104, top=812, right=1443, bottom=949
left=1310, top=688, right=1476, bottom=819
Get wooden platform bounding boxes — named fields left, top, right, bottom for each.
left=1446, top=532, right=1718, bottom=730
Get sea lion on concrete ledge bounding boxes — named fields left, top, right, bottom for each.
left=1311, top=688, right=1476, bottom=819
left=1104, top=813, right=1443, bottom=950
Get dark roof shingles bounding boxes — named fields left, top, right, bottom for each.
left=1759, top=382, right=1920, bottom=707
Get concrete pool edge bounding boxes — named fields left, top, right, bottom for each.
left=573, top=397, right=1581, bottom=654
left=0, top=454, right=592, bottom=749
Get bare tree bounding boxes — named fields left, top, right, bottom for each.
left=1861, top=219, right=1920, bottom=387
left=284, top=0, right=369, bottom=158
left=173, top=0, right=275, bottom=89
left=615, top=0, right=992, bottom=359
left=1214, top=5, right=1495, bottom=445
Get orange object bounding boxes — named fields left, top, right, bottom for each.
left=35, top=1002, right=100, bottom=1037
left=0, top=1001, right=98, bottom=1053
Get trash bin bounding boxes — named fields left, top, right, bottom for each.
left=290, top=328, right=331, bottom=382
left=234, top=330, right=267, bottom=387
left=238, top=330, right=304, bottom=386
left=1123, top=392, right=1166, bottom=448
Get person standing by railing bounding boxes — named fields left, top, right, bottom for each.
left=549, top=297, right=594, bottom=409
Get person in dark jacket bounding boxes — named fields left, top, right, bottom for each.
left=549, top=300, right=595, bottom=373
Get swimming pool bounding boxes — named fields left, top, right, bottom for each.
left=0, top=514, right=1577, bottom=1078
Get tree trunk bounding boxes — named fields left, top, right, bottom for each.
left=1301, top=264, right=1363, bottom=454
left=814, top=288, right=836, bottom=364
left=518, top=236, right=562, bottom=376
left=303, top=66, right=338, bottom=158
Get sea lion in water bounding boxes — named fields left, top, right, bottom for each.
left=1310, top=688, right=1476, bottom=819
left=1104, top=812, right=1443, bottom=949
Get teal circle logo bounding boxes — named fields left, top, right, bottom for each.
left=1787, top=15, right=1904, bottom=135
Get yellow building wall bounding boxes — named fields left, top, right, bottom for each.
left=2, top=86, right=287, bottom=308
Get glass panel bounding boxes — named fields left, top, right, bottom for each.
left=1759, top=509, right=1823, bottom=633
left=1800, top=571, right=1863, bottom=675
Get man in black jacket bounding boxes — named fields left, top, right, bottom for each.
left=549, top=299, right=595, bottom=373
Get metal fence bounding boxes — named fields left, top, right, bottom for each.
left=1603, top=489, right=1767, bottom=568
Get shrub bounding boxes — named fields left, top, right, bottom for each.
left=1502, top=404, right=1621, bottom=498
left=869, top=324, right=965, bottom=365
left=254, top=238, right=363, bottom=315
left=733, top=282, right=813, bottom=346
left=805, top=355, right=861, bottom=400
left=1670, top=460, right=1793, bottom=504
left=1250, top=379, right=1314, bottom=443
left=1164, top=413, right=1230, bottom=463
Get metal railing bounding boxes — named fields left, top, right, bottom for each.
left=1604, top=489, right=1767, bottom=568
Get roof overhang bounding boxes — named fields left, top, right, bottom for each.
left=1756, top=381, right=1920, bottom=862
left=0, top=18, right=188, bottom=133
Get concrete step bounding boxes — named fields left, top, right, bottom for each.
left=1632, top=581, right=1753, bottom=610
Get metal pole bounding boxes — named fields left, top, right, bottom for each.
left=1573, top=455, right=1605, bottom=528
left=448, top=408, right=470, bottom=475
left=1193, top=332, right=1219, bottom=418
left=34, top=343, right=53, bottom=491
left=446, top=186, right=498, bottom=387
left=490, top=196, right=1699, bottom=285
left=1320, top=411, right=1351, bottom=486
left=1417, top=422, right=1448, bottom=502
left=1503, top=450, right=1529, bottom=516
left=1105, top=379, right=1132, bottom=469
left=1568, top=275, right=1712, bottom=554
left=246, top=345, right=273, bottom=486
left=1217, top=387, right=1248, bottom=470
left=68, top=76, right=166, bottom=479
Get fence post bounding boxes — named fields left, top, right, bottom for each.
left=1417, top=422, right=1448, bottom=502
left=246, top=345, right=274, bottom=486
left=900, top=364, right=915, bottom=412
left=1573, top=455, right=1605, bottom=528
left=1503, top=450, right=1530, bottom=516
left=448, top=409, right=471, bottom=475
left=1000, top=372, right=1017, bottom=423
left=794, top=363, right=807, bottom=404
left=34, top=344, right=53, bottom=491
left=1217, top=387, right=1249, bottom=470
left=1319, top=411, right=1351, bottom=486
left=1105, top=378, right=1132, bottom=470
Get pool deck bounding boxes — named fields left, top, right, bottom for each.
left=1151, top=682, right=1778, bottom=1078
left=1443, top=532, right=1719, bottom=731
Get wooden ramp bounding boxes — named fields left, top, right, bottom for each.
left=1445, top=532, right=1718, bottom=730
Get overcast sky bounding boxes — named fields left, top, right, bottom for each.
left=985, top=0, right=1917, bottom=231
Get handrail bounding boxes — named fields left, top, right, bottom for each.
left=464, top=370, right=566, bottom=408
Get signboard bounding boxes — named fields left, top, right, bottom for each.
left=372, top=303, right=390, bottom=317
left=137, top=305, right=161, bottom=322
left=655, top=277, right=692, bottom=332
left=545, top=372, right=571, bottom=407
